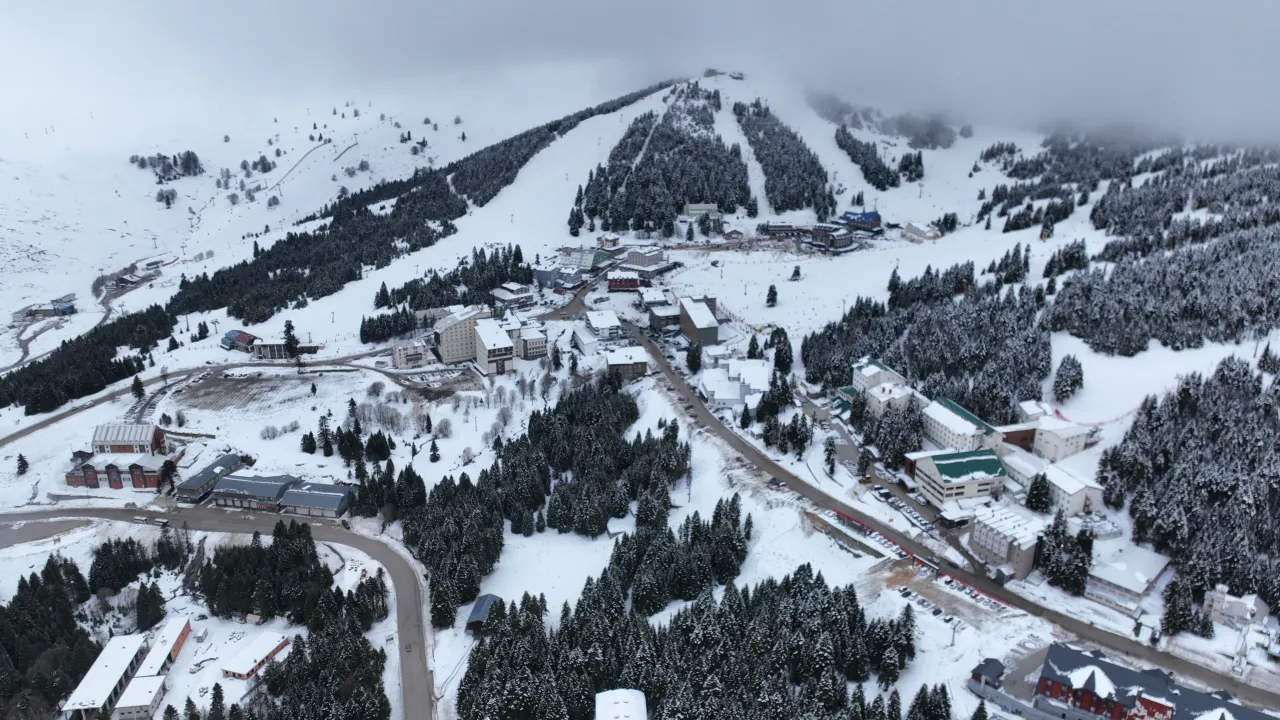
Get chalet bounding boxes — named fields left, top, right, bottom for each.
left=219, top=330, right=259, bottom=352
left=607, top=271, right=640, bottom=292
left=597, top=234, right=621, bottom=250
left=93, top=424, right=166, bottom=455
left=65, top=455, right=164, bottom=490
left=723, top=229, right=745, bottom=242
left=841, top=210, right=882, bottom=233
left=1031, top=643, right=1271, bottom=720
left=466, top=594, right=503, bottom=635
left=969, top=658, right=1006, bottom=692
left=490, top=282, right=536, bottom=309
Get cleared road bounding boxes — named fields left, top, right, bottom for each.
left=0, top=507, right=434, bottom=720
left=625, top=321, right=1280, bottom=711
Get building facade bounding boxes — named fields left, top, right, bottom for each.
left=849, top=357, right=906, bottom=393
left=433, top=305, right=491, bottom=364
left=518, top=328, right=547, bottom=359
left=606, top=347, right=650, bottom=382
left=1044, top=466, right=1104, bottom=516
left=474, top=318, right=515, bottom=375
left=219, top=330, right=259, bottom=352
left=916, top=449, right=1007, bottom=510
left=607, top=271, right=640, bottom=292
left=211, top=475, right=301, bottom=511
left=92, top=424, right=165, bottom=455
left=585, top=310, right=622, bottom=340
left=678, top=298, right=719, bottom=346
left=175, top=454, right=244, bottom=503
left=59, top=634, right=149, bottom=720
left=1034, top=418, right=1092, bottom=461
left=921, top=398, right=1002, bottom=452
left=1204, top=585, right=1270, bottom=628
left=66, top=456, right=164, bottom=489
left=392, top=339, right=433, bottom=369
left=221, top=633, right=289, bottom=681
left=280, top=484, right=354, bottom=518
left=113, top=675, right=167, bottom=720
left=970, top=505, right=1045, bottom=580
left=490, top=282, right=535, bottom=308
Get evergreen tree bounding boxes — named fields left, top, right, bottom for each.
left=16, top=454, right=28, bottom=476
left=132, top=375, right=145, bottom=400
left=163, top=706, right=180, bottom=720
left=1053, top=354, right=1084, bottom=402
left=686, top=342, right=702, bottom=373
left=747, top=335, right=760, bottom=359
left=1260, top=343, right=1280, bottom=374
left=283, top=320, right=300, bottom=360
left=552, top=345, right=562, bottom=371
left=1025, top=473, right=1052, bottom=512
left=429, top=440, right=440, bottom=463
left=208, top=683, right=226, bottom=720
left=972, top=700, right=988, bottom=720
left=569, top=353, right=578, bottom=376
left=824, top=436, right=837, bottom=474
left=740, top=405, right=752, bottom=429
left=300, top=432, right=317, bottom=454
left=766, top=284, right=778, bottom=307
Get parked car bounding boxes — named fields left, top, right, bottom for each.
left=932, top=608, right=943, bottom=616
left=341, top=519, right=352, bottom=530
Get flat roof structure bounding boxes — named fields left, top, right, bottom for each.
left=973, top=505, right=1046, bottom=551
left=474, top=318, right=514, bottom=350
left=115, top=675, right=166, bottom=711
left=595, top=689, right=648, bottom=720
left=680, top=298, right=717, bottom=329
left=585, top=310, right=621, bottom=331
left=213, top=475, right=300, bottom=500
left=61, top=634, right=147, bottom=715
left=176, top=454, right=242, bottom=494
left=606, top=347, right=649, bottom=365
left=221, top=632, right=289, bottom=679
left=136, top=617, right=190, bottom=677
left=1089, top=544, right=1171, bottom=596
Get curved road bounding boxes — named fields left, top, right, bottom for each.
left=0, top=507, right=433, bottom=720
left=624, top=321, right=1280, bottom=712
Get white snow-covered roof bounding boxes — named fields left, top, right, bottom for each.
left=474, top=318, right=514, bottom=350
left=997, top=444, right=1047, bottom=478
left=698, top=369, right=742, bottom=404
left=640, top=288, right=667, bottom=305
left=607, top=270, right=638, bottom=280
left=1045, top=465, right=1101, bottom=496
left=1089, top=544, right=1171, bottom=595
left=433, top=305, right=486, bottom=332
left=649, top=305, right=681, bottom=318
left=586, top=310, right=621, bottom=330
left=1066, top=665, right=1117, bottom=699
left=175, top=442, right=207, bottom=469
left=595, top=689, right=648, bottom=720
left=974, top=505, right=1046, bottom=550
left=607, top=347, right=649, bottom=366
left=136, top=616, right=190, bottom=676
left=221, top=632, right=289, bottom=677
left=92, top=424, right=155, bottom=446
left=905, top=448, right=953, bottom=461
left=115, top=674, right=166, bottom=710
left=854, top=357, right=894, bottom=378
left=1037, top=416, right=1092, bottom=439
left=726, top=358, right=770, bottom=393
left=680, top=298, right=718, bottom=329
left=62, top=634, right=148, bottom=712
left=519, top=327, right=546, bottom=341
left=1018, top=399, right=1053, bottom=420
left=923, top=400, right=981, bottom=437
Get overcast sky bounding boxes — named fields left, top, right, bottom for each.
left=4, top=0, right=1278, bottom=144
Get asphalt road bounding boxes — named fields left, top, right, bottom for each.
left=624, top=321, right=1280, bottom=711
left=0, top=507, right=434, bottom=719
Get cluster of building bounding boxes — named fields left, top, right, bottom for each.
left=59, top=617, right=193, bottom=719
left=534, top=236, right=676, bottom=293
left=219, top=330, right=320, bottom=360
left=635, top=288, right=720, bottom=348
left=837, top=358, right=1182, bottom=610
left=394, top=304, right=547, bottom=374
left=969, top=643, right=1275, bottom=720
left=60, top=616, right=291, bottom=720
left=754, top=210, right=883, bottom=255
left=8, top=294, right=78, bottom=326
left=63, top=424, right=354, bottom=517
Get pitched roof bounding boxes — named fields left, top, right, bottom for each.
left=680, top=298, right=718, bottom=329
left=62, top=634, right=147, bottom=712
left=281, top=483, right=354, bottom=512
left=116, top=674, right=166, bottom=710
left=177, top=454, right=243, bottom=492
left=213, top=475, right=300, bottom=500
left=927, top=449, right=1006, bottom=483
left=972, top=658, right=1006, bottom=682
left=937, top=397, right=998, bottom=436
left=221, top=632, right=288, bottom=677
left=474, top=318, right=514, bottom=349
left=467, top=594, right=502, bottom=625
left=136, top=616, right=190, bottom=676
left=92, top=424, right=156, bottom=446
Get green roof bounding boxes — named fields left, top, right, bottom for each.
left=854, top=357, right=893, bottom=377
left=837, top=385, right=860, bottom=399
left=937, top=397, right=997, bottom=436
left=929, top=449, right=1006, bottom=483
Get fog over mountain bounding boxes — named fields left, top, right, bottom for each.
left=3, top=0, right=1278, bottom=142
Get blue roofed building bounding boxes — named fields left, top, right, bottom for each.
left=841, top=210, right=883, bottom=233
left=220, top=330, right=259, bottom=352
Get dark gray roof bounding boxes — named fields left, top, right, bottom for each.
left=280, top=484, right=353, bottom=511
left=1040, top=644, right=1272, bottom=720
left=213, top=475, right=300, bottom=500
left=177, top=454, right=242, bottom=492
left=972, top=658, right=1006, bottom=682
left=466, top=594, right=502, bottom=626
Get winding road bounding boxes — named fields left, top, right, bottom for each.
left=0, top=507, right=435, bottom=720
left=623, top=320, right=1280, bottom=712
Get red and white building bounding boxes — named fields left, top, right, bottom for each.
left=607, top=270, right=640, bottom=292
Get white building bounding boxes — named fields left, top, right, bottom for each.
left=700, top=359, right=770, bottom=411
left=135, top=617, right=191, bottom=678
left=1033, top=417, right=1092, bottom=462
left=921, top=398, right=1002, bottom=453
left=392, top=339, right=433, bottom=370
left=595, top=689, right=648, bottom=720
left=915, top=449, right=1008, bottom=510
left=572, top=326, right=599, bottom=356
left=1086, top=544, right=1171, bottom=614
left=865, top=382, right=927, bottom=420
left=221, top=632, right=289, bottom=681
left=1017, top=399, right=1054, bottom=422
left=971, top=505, right=1046, bottom=580
left=518, top=327, right=547, bottom=359
left=639, top=287, right=668, bottom=307
left=1205, top=585, right=1271, bottom=628
left=586, top=310, right=623, bottom=340
left=489, top=281, right=535, bottom=308
left=702, top=344, right=734, bottom=369
left=625, top=247, right=666, bottom=269
left=1043, top=466, right=1103, bottom=516
left=474, top=318, right=515, bottom=375
left=850, top=357, right=906, bottom=393
left=113, top=675, right=166, bottom=720
left=60, top=634, right=148, bottom=719
left=433, top=305, right=491, bottom=364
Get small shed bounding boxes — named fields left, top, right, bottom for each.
left=466, top=594, right=503, bottom=635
